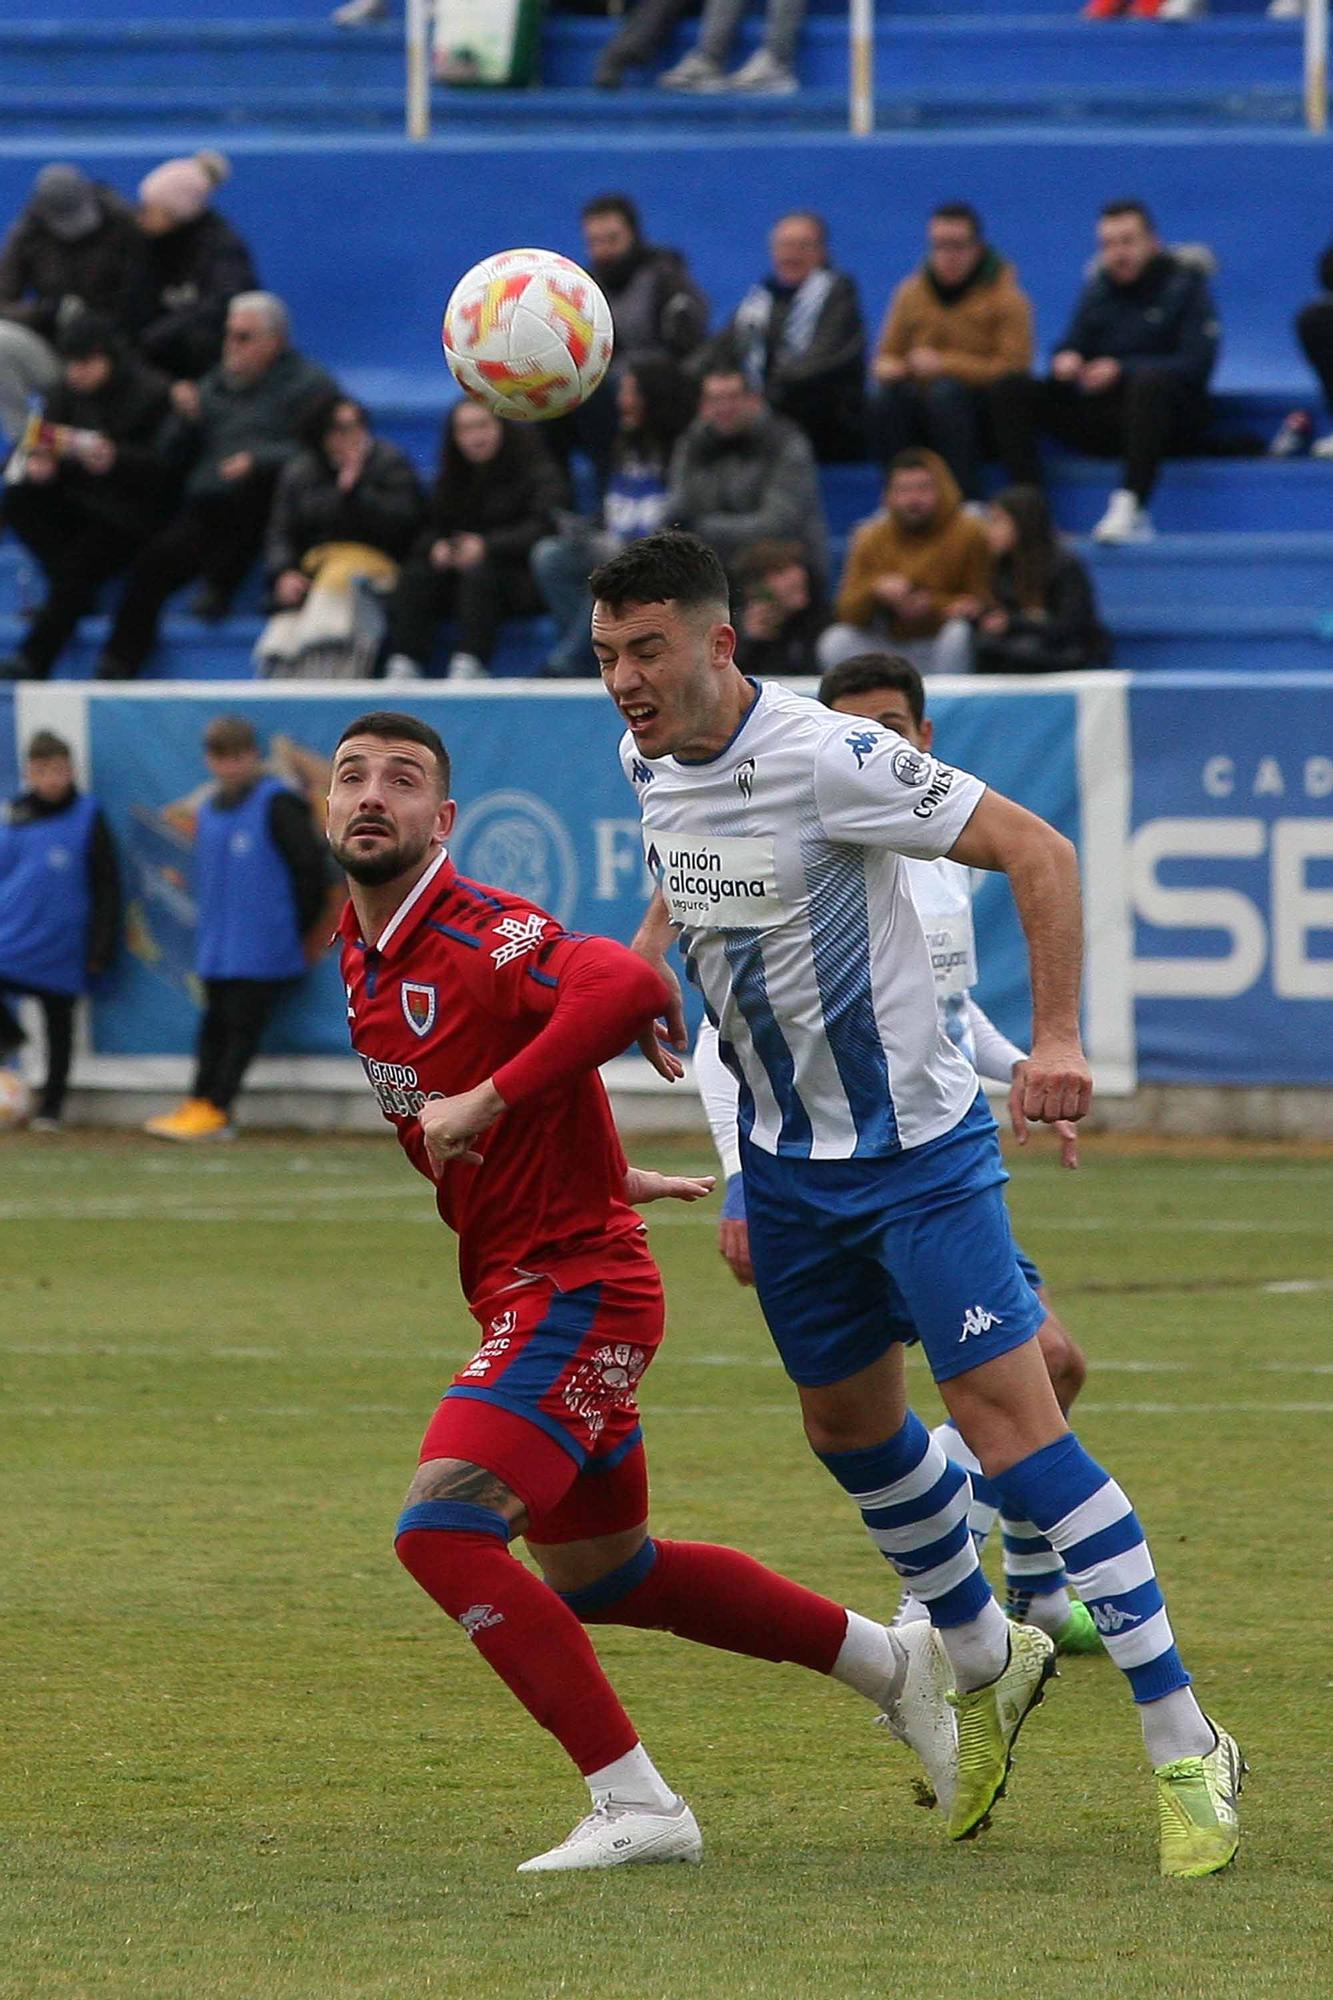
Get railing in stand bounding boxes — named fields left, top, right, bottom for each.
left=1308, top=0, right=1329, bottom=135
left=406, top=0, right=430, bottom=139
left=850, top=0, right=874, bottom=136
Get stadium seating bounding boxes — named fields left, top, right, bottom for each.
left=0, top=3, right=1329, bottom=679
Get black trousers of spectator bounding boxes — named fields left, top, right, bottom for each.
left=0, top=985, right=76, bottom=1119
left=3, top=486, right=142, bottom=677
left=385, top=553, right=543, bottom=669
left=871, top=376, right=994, bottom=499
left=599, top=0, right=693, bottom=72
left=193, top=977, right=293, bottom=1115
left=101, top=471, right=279, bottom=674
left=988, top=367, right=1206, bottom=503
left=1296, top=299, right=1333, bottom=419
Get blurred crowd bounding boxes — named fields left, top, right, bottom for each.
left=2, top=159, right=1331, bottom=683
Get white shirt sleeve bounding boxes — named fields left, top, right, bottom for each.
left=693, top=1017, right=742, bottom=1181
left=812, top=723, right=986, bottom=862
left=964, top=995, right=1028, bottom=1086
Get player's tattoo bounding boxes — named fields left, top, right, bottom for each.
left=408, top=1459, right=515, bottom=1512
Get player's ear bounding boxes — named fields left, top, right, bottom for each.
left=437, top=796, right=458, bottom=841
left=710, top=619, right=736, bottom=672
left=918, top=718, right=934, bottom=754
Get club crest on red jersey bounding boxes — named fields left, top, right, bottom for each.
left=400, top=981, right=437, bottom=1037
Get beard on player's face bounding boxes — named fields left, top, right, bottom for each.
left=330, top=824, right=433, bottom=887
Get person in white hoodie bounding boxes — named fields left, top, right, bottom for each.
left=693, top=651, right=1104, bottom=1659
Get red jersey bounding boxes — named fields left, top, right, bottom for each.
left=338, top=847, right=669, bottom=1304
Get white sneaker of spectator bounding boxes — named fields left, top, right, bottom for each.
left=1158, top=0, right=1207, bottom=18
left=331, top=0, right=386, bottom=23
left=447, top=651, right=489, bottom=680
left=1311, top=434, right=1333, bottom=460
left=1267, top=0, right=1306, bottom=16
left=658, top=52, right=726, bottom=91
left=1092, top=488, right=1155, bottom=543
left=383, top=653, right=423, bottom=681
left=728, top=49, right=799, bottom=93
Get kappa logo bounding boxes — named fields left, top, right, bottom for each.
left=891, top=745, right=934, bottom=788
left=844, top=729, right=880, bottom=770
left=459, top=1603, right=505, bottom=1639
left=400, top=981, right=436, bottom=1037
left=735, top=757, right=756, bottom=804
left=630, top=757, right=655, bottom=787
left=959, top=1303, right=1003, bottom=1343
left=1090, top=1602, right=1142, bottom=1635
left=491, top=912, right=548, bottom=967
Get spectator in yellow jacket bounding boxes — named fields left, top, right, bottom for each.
left=870, top=204, right=1034, bottom=498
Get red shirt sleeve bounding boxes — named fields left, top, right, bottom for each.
left=488, top=933, right=670, bottom=1108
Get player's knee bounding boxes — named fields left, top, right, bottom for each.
left=393, top=1497, right=512, bottom=1582
left=1037, top=1312, right=1087, bottom=1411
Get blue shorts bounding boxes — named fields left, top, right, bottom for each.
left=741, top=1092, right=1046, bottom=1389
left=1015, top=1246, right=1044, bottom=1294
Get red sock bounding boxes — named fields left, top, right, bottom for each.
left=584, top=1539, right=848, bottom=1674
left=396, top=1528, right=639, bottom=1776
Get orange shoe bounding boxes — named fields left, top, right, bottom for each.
left=1083, top=0, right=1129, bottom=15
left=144, top=1098, right=233, bottom=1141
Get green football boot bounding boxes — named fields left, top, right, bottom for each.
left=1156, top=1723, right=1244, bottom=1880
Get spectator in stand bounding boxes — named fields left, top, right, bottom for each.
left=257, top=394, right=425, bottom=679
left=967, top=486, right=1110, bottom=675
left=663, top=364, right=829, bottom=581
left=663, top=0, right=806, bottom=92
left=93, top=292, right=335, bottom=679
left=137, top=151, right=258, bottom=383
left=1291, top=242, right=1333, bottom=458
left=381, top=400, right=564, bottom=682
left=532, top=356, right=696, bottom=677
left=711, top=212, right=866, bottom=462
left=145, top=715, right=329, bottom=1142
left=818, top=448, right=989, bottom=676
left=580, top=195, right=709, bottom=363
left=0, top=315, right=173, bottom=682
left=989, top=200, right=1219, bottom=544
left=0, top=165, right=149, bottom=442
left=0, top=730, right=121, bottom=1132
left=732, top=538, right=830, bottom=677
left=871, top=202, right=1034, bottom=499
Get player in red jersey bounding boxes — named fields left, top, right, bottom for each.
left=327, top=711, right=962, bottom=1874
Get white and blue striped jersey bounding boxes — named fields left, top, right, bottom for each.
left=620, top=678, right=987, bottom=1158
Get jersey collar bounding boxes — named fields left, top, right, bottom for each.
left=338, top=844, right=454, bottom=957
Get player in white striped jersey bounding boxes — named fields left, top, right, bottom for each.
left=592, top=532, right=1241, bottom=1878
left=694, top=654, right=1102, bottom=1659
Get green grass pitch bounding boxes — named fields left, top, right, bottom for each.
left=3, top=1128, right=1332, bottom=2000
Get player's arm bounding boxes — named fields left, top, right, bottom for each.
left=630, top=887, right=687, bottom=1072
left=964, top=993, right=1079, bottom=1169
left=946, top=789, right=1091, bottom=1126
left=694, top=1017, right=753, bottom=1287
left=418, top=935, right=671, bottom=1175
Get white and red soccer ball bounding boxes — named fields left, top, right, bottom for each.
left=442, top=248, right=615, bottom=423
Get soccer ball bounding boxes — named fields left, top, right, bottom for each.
left=0, top=1066, right=31, bottom=1131
left=442, top=248, right=614, bottom=423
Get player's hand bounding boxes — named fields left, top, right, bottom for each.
left=719, top=1217, right=754, bottom=1287
left=624, top=1165, right=716, bottom=1206
left=633, top=950, right=687, bottom=1078
left=1009, top=1063, right=1081, bottom=1169
left=1016, top=1041, right=1092, bottom=1129
left=418, top=1079, right=505, bottom=1174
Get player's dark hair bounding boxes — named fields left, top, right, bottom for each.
left=581, top=192, right=640, bottom=236
left=930, top=201, right=982, bottom=239
left=335, top=712, right=451, bottom=796
left=1100, top=198, right=1155, bottom=232
left=25, top=729, right=72, bottom=762
left=818, top=655, right=926, bottom=728
left=588, top=530, right=730, bottom=618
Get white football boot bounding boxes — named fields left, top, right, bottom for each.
left=517, top=1795, right=703, bottom=1873
left=874, top=1620, right=959, bottom=1815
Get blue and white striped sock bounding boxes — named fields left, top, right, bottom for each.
left=1000, top=1514, right=1071, bottom=1629
left=819, top=1411, right=1009, bottom=1691
left=996, top=1433, right=1212, bottom=1758
left=931, top=1419, right=1001, bottom=1553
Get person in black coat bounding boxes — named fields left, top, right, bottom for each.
left=382, top=401, right=565, bottom=680
left=137, top=152, right=259, bottom=383
left=731, top=537, right=830, bottom=677
left=989, top=200, right=1220, bottom=544
left=1, top=313, right=173, bottom=681
left=971, top=486, right=1110, bottom=676
left=264, top=393, right=425, bottom=604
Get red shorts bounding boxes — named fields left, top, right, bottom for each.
left=417, top=1244, right=664, bottom=1541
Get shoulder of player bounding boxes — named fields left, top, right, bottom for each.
left=430, top=874, right=567, bottom=970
